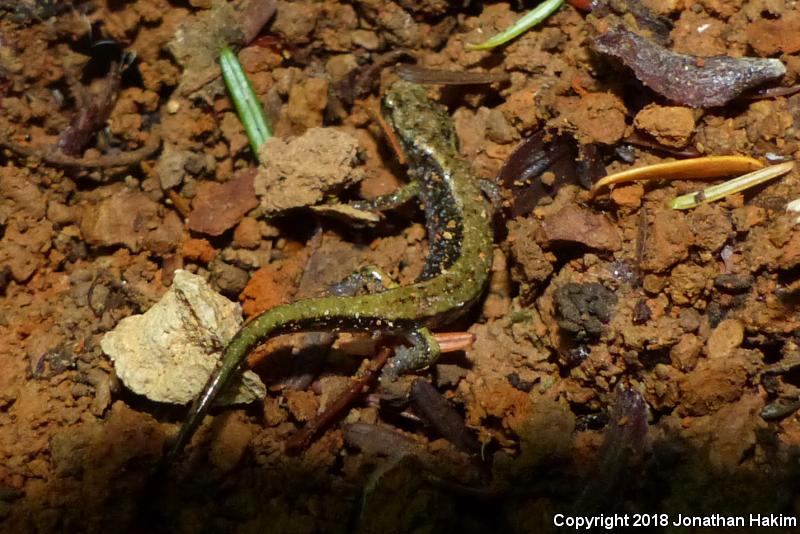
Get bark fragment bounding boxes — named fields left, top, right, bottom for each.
left=592, top=25, right=785, bottom=108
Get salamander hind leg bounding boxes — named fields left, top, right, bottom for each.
left=329, top=266, right=440, bottom=379
left=382, top=327, right=441, bottom=380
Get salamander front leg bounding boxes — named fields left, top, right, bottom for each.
left=329, top=266, right=398, bottom=297
left=350, top=181, right=420, bottom=213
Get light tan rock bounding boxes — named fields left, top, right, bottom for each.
left=101, top=270, right=265, bottom=405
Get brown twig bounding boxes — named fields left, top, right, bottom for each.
left=58, top=60, right=122, bottom=156
left=743, top=84, right=800, bottom=101
left=87, top=275, right=104, bottom=319
left=0, top=128, right=162, bottom=169
left=410, top=379, right=480, bottom=454
left=396, top=65, right=509, bottom=86
left=622, top=132, right=701, bottom=158
left=284, top=345, right=392, bottom=455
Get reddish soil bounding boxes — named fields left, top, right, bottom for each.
left=1, top=1, right=799, bottom=532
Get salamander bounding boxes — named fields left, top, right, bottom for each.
left=164, top=81, right=494, bottom=464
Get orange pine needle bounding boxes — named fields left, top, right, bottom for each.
left=590, top=155, right=764, bottom=197
left=434, top=331, right=477, bottom=352
left=246, top=331, right=475, bottom=369
left=368, top=101, right=406, bottom=165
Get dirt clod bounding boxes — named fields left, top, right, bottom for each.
left=706, top=318, right=744, bottom=359
left=540, top=204, right=622, bottom=252
left=552, top=93, right=628, bottom=145
left=555, top=282, right=618, bottom=341
left=747, top=11, right=800, bottom=56
left=633, top=104, right=695, bottom=148
left=187, top=170, right=259, bottom=236
left=255, top=127, right=362, bottom=214
left=80, top=189, right=182, bottom=254
left=641, top=209, right=692, bottom=272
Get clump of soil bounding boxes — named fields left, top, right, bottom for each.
left=1, top=1, right=799, bottom=532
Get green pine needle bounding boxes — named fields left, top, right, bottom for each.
left=220, top=46, right=272, bottom=159
left=467, top=0, right=565, bottom=51
left=669, top=161, right=794, bottom=210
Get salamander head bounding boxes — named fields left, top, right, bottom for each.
left=382, top=81, right=457, bottom=160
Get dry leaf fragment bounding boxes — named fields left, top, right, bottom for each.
left=592, top=26, right=785, bottom=108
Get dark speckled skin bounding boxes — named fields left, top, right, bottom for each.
left=164, top=82, right=493, bottom=464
